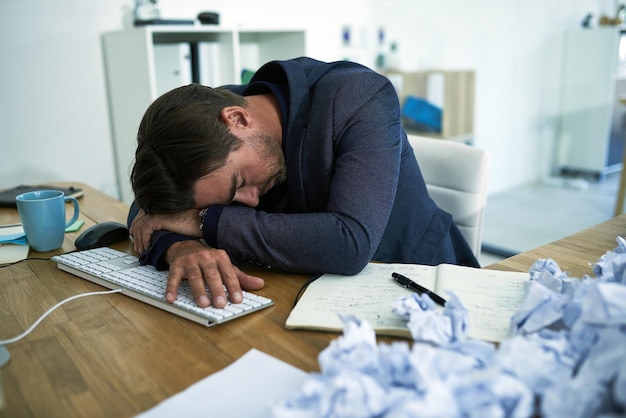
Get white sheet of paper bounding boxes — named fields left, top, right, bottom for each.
left=0, top=224, right=25, bottom=242
left=0, top=224, right=28, bottom=265
left=135, top=349, right=308, bottom=418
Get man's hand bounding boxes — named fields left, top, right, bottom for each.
left=164, top=240, right=265, bottom=308
left=130, top=208, right=202, bottom=254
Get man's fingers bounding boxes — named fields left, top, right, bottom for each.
left=130, top=210, right=153, bottom=254
left=139, top=216, right=154, bottom=254
left=185, top=265, right=212, bottom=307
left=237, top=272, right=265, bottom=291
left=220, top=269, right=243, bottom=305
left=165, top=266, right=184, bottom=304
left=168, top=252, right=213, bottom=307
left=142, top=233, right=151, bottom=254
left=162, top=242, right=266, bottom=309
left=129, top=212, right=143, bottom=253
left=202, top=250, right=239, bottom=307
left=132, top=229, right=144, bottom=254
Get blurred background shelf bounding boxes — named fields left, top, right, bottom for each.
left=386, top=69, right=475, bottom=142
left=102, top=26, right=306, bottom=204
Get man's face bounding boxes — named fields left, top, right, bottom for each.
left=193, top=132, right=286, bottom=208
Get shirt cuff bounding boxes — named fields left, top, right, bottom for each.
left=200, top=205, right=224, bottom=248
left=139, top=230, right=194, bottom=270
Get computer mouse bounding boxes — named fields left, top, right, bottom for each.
left=74, top=221, right=129, bottom=250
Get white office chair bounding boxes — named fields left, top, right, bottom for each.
left=407, top=135, right=490, bottom=261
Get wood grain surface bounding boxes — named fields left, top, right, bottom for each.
left=1, top=183, right=624, bottom=417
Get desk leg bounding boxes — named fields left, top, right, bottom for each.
left=0, top=370, right=4, bottom=411
left=615, top=147, right=626, bottom=216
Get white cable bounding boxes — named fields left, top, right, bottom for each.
left=0, top=289, right=123, bottom=345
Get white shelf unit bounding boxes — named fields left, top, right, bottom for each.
left=557, top=28, right=624, bottom=180
left=102, top=26, right=306, bottom=204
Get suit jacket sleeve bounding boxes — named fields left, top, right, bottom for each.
left=213, top=66, right=402, bottom=275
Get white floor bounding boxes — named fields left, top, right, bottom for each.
left=479, top=173, right=621, bottom=266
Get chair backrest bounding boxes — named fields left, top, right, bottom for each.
left=407, top=135, right=490, bottom=260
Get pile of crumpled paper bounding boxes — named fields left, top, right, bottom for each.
left=271, top=237, right=626, bottom=418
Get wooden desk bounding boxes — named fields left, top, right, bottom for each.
left=0, top=183, right=333, bottom=417
left=1, top=183, right=625, bottom=417
left=485, top=213, right=626, bottom=278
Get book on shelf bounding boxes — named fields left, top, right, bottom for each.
left=285, top=262, right=529, bottom=343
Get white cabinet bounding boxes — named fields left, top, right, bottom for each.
left=557, top=28, right=624, bottom=180
left=153, top=43, right=192, bottom=94
left=102, top=26, right=306, bottom=203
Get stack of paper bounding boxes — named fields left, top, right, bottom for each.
left=0, top=224, right=29, bottom=265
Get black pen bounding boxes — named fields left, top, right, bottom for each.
left=392, top=272, right=447, bottom=307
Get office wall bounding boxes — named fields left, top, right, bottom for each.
left=0, top=0, right=616, bottom=199
left=0, top=1, right=129, bottom=198
left=370, top=0, right=616, bottom=192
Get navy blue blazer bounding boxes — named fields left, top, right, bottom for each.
left=130, top=57, right=478, bottom=274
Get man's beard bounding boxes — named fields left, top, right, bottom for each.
left=250, top=132, right=287, bottom=195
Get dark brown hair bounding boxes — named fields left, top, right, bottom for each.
left=130, top=84, right=245, bottom=214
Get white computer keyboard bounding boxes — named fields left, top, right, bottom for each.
left=52, top=247, right=273, bottom=327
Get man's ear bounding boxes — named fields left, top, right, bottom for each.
left=221, top=106, right=250, bottom=129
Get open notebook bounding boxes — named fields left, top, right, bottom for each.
left=285, top=262, right=529, bottom=343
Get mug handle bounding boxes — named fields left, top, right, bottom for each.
left=64, top=196, right=80, bottom=228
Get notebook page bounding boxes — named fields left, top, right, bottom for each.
left=285, top=263, right=438, bottom=336
left=435, top=264, right=529, bottom=342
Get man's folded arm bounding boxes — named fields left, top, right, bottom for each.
left=127, top=201, right=196, bottom=269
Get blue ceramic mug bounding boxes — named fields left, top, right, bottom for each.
left=15, top=190, right=80, bottom=252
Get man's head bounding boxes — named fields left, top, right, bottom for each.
left=131, top=84, right=245, bottom=214
left=131, top=83, right=287, bottom=214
